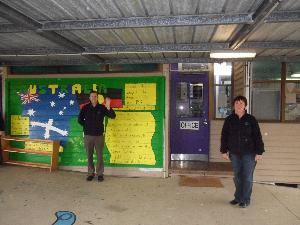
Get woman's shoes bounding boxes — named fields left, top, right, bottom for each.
left=239, top=202, right=250, bottom=208
left=229, top=199, right=239, bottom=205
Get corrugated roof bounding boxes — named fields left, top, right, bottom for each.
left=0, top=0, right=299, bottom=65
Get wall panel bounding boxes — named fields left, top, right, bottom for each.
left=210, top=120, right=300, bottom=183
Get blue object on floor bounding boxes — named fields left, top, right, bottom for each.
left=52, top=211, right=76, bottom=225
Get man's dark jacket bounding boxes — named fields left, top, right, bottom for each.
left=220, top=112, right=264, bottom=155
left=78, top=103, right=116, bottom=136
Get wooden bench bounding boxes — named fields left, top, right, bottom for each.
left=1, top=136, right=60, bottom=172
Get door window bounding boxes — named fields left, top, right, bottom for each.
left=176, top=82, right=203, bottom=118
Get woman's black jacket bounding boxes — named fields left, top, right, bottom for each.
left=220, top=112, right=264, bottom=155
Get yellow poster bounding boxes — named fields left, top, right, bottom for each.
left=105, top=112, right=156, bottom=165
left=25, top=141, right=52, bottom=152
left=25, top=141, right=63, bottom=153
left=11, top=115, right=29, bottom=135
left=120, top=83, right=156, bottom=110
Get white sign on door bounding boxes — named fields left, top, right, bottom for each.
left=179, top=121, right=199, bottom=130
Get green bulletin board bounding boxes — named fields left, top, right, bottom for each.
left=5, top=76, right=165, bottom=168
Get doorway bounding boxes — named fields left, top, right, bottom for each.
left=170, top=71, right=209, bottom=170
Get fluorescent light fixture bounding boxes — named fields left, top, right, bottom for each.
left=210, top=50, right=256, bottom=59
left=291, top=73, right=300, bottom=77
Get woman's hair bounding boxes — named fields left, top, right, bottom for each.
left=233, top=95, right=247, bottom=106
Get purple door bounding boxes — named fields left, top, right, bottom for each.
left=170, top=71, right=209, bottom=161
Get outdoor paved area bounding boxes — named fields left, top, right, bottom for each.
left=0, top=166, right=299, bottom=225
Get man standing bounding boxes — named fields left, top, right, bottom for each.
left=220, top=95, right=264, bottom=208
left=78, top=91, right=116, bottom=182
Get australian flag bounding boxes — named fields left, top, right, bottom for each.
left=20, top=86, right=80, bottom=145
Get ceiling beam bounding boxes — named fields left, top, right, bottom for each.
left=0, top=57, right=232, bottom=66
left=0, top=43, right=229, bottom=56
left=266, top=10, right=300, bottom=23
left=84, top=43, right=229, bottom=53
left=240, top=41, right=300, bottom=49
left=1, top=41, right=300, bottom=56
left=33, top=10, right=300, bottom=31
left=1, top=10, right=300, bottom=33
left=42, top=13, right=252, bottom=31
left=103, top=58, right=244, bottom=64
left=2, top=55, right=300, bottom=66
left=0, top=24, right=34, bottom=33
left=0, top=13, right=252, bottom=33
left=229, top=0, right=281, bottom=50
left=0, top=48, right=77, bottom=56
left=0, top=2, right=103, bottom=63
left=104, top=56, right=300, bottom=64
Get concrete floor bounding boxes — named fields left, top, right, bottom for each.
left=0, top=166, right=299, bottom=225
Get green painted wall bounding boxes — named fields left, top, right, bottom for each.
left=5, top=76, right=165, bottom=168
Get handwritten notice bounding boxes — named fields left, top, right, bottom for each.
left=11, top=115, right=29, bottom=135
left=105, top=112, right=156, bottom=165
left=120, top=83, right=156, bottom=110
left=25, top=142, right=63, bottom=153
left=25, top=141, right=52, bottom=152
left=117, top=105, right=155, bottom=111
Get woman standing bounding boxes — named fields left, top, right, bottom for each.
left=220, top=95, right=264, bottom=208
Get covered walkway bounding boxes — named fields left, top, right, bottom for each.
left=0, top=166, right=299, bottom=225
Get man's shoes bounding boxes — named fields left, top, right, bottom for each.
left=229, top=200, right=239, bottom=205
left=86, top=175, right=94, bottom=181
left=98, top=175, right=104, bottom=182
left=239, top=202, right=249, bottom=208
left=86, top=175, right=104, bottom=182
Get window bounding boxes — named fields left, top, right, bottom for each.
left=214, top=62, right=232, bottom=118
left=176, top=82, right=204, bottom=118
left=285, top=63, right=300, bottom=121
left=250, top=61, right=281, bottom=120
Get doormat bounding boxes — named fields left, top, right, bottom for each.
left=179, top=176, right=224, bottom=188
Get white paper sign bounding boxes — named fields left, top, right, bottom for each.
left=179, top=121, right=199, bottom=130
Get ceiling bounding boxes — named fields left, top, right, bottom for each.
left=0, top=0, right=300, bottom=66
